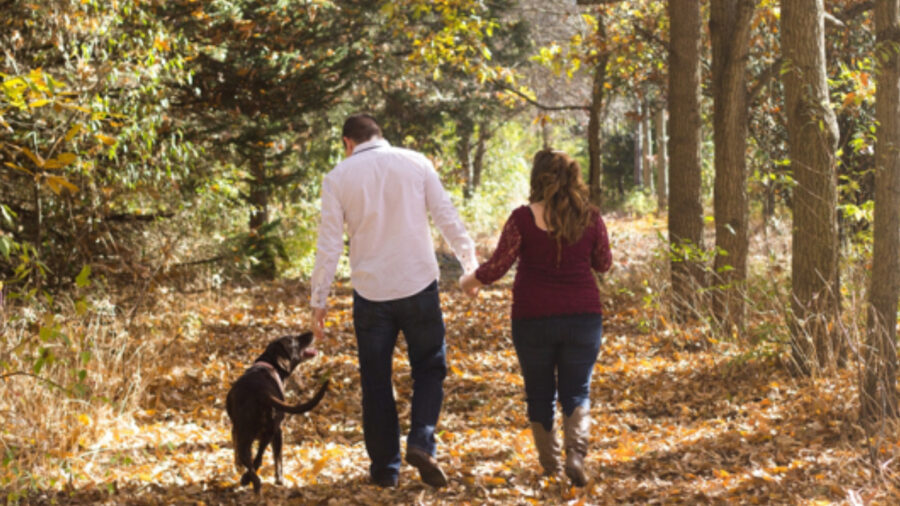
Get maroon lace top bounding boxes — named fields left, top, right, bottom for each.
left=474, top=205, right=612, bottom=320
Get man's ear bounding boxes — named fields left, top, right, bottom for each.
left=343, top=137, right=355, bottom=157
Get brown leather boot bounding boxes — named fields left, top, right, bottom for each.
left=530, top=422, right=561, bottom=475
left=405, top=445, right=448, bottom=488
left=563, top=405, right=590, bottom=486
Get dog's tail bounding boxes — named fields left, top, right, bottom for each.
left=268, top=380, right=329, bottom=414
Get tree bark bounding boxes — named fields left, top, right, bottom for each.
left=781, top=0, right=843, bottom=372
left=541, top=118, right=553, bottom=149
left=588, top=28, right=609, bottom=206
left=248, top=156, right=276, bottom=278
left=472, top=121, right=489, bottom=192
left=642, top=99, right=654, bottom=192
left=634, top=100, right=644, bottom=187
left=710, top=0, right=754, bottom=335
left=862, top=0, right=900, bottom=422
left=249, top=158, right=269, bottom=232
left=667, top=0, right=705, bottom=322
left=655, top=107, right=668, bottom=211
left=458, top=118, right=474, bottom=199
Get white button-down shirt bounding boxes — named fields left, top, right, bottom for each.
left=309, top=138, right=477, bottom=309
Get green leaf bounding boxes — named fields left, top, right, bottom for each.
left=0, top=236, right=12, bottom=260
left=39, top=326, right=53, bottom=342
left=75, top=265, right=91, bottom=288
left=0, top=204, right=15, bottom=226
left=33, top=355, right=45, bottom=375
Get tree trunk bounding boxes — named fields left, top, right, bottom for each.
left=249, top=158, right=268, bottom=232
left=781, top=0, right=843, bottom=372
left=656, top=107, right=668, bottom=211
left=248, top=156, right=276, bottom=279
left=710, top=0, right=754, bottom=336
left=862, top=0, right=900, bottom=422
left=667, top=0, right=705, bottom=322
left=458, top=119, right=474, bottom=199
left=541, top=118, right=553, bottom=149
left=472, top=121, right=489, bottom=192
left=634, top=100, right=644, bottom=187
left=588, top=36, right=609, bottom=206
left=642, top=99, right=653, bottom=192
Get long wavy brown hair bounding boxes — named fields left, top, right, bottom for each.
left=529, top=148, right=595, bottom=246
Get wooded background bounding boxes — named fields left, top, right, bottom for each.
left=3, top=0, right=900, bottom=503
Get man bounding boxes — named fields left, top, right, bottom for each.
left=309, top=114, right=477, bottom=488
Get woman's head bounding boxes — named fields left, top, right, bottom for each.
left=529, top=148, right=594, bottom=245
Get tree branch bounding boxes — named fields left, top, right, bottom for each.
left=494, top=83, right=590, bottom=112
left=748, top=58, right=783, bottom=103
left=834, top=0, right=875, bottom=22
left=0, top=371, right=71, bottom=394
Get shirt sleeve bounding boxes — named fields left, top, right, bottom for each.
left=309, top=175, right=344, bottom=309
left=423, top=162, right=478, bottom=273
left=591, top=212, right=612, bottom=273
left=475, top=213, right=522, bottom=285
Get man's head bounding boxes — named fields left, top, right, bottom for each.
left=342, top=114, right=382, bottom=156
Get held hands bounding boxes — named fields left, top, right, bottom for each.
left=458, top=271, right=482, bottom=299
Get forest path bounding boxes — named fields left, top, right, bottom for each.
left=34, top=216, right=876, bottom=504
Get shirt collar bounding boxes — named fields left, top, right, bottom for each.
left=351, top=137, right=390, bottom=156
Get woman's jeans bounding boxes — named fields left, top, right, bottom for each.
left=352, top=281, right=447, bottom=482
left=511, top=314, right=603, bottom=431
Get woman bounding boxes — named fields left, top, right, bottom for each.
left=459, top=148, right=612, bottom=486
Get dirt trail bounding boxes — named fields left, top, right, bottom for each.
left=29, top=217, right=887, bottom=504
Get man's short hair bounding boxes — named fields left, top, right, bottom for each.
left=342, top=114, right=383, bottom=143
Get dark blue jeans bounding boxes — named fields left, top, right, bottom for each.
left=352, top=280, right=447, bottom=482
left=511, top=314, right=603, bottom=432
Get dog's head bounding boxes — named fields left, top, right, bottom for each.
left=265, top=332, right=318, bottom=374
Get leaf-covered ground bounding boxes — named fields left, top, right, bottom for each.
left=24, top=217, right=900, bottom=504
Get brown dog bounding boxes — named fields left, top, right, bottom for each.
left=225, top=332, right=329, bottom=493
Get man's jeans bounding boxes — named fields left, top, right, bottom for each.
left=511, top=314, right=603, bottom=431
left=353, top=280, right=447, bottom=482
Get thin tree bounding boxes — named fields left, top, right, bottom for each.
left=655, top=107, right=668, bottom=212
left=667, top=0, right=705, bottom=321
left=587, top=16, right=611, bottom=205
left=861, top=0, right=900, bottom=422
left=641, top=99, right=654, bottom=193
left=781, top=0, right=843, bottom=372
left=710, top=0, right=755, bottom=335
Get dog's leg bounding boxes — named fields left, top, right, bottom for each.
left=236, top=434, right=258, bottom=491
left=253, top=432, right=272, bottom=472
left=232, top=427, right=242, bottom=472
left=245, top=471, right=262, bottom=494
left=272, top=428, right=284, bottom=485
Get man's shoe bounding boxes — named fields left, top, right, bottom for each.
left=371, top=474, right=398, bottom=488
left=405, top=446, right=448, bottom=488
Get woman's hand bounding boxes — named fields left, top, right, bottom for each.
left=459, top=271, right=482, bottom=298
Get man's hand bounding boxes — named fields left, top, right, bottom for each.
left=312, top=307, right=327, bottom=340
left=458, top=272, right=482, bottom=299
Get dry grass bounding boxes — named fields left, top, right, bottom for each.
left=1, top=214, right=899, bottom=504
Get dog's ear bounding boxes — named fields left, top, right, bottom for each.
left=297, top=331, right=314, bottom=349
left=274, top=337, right=293, bottom=373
